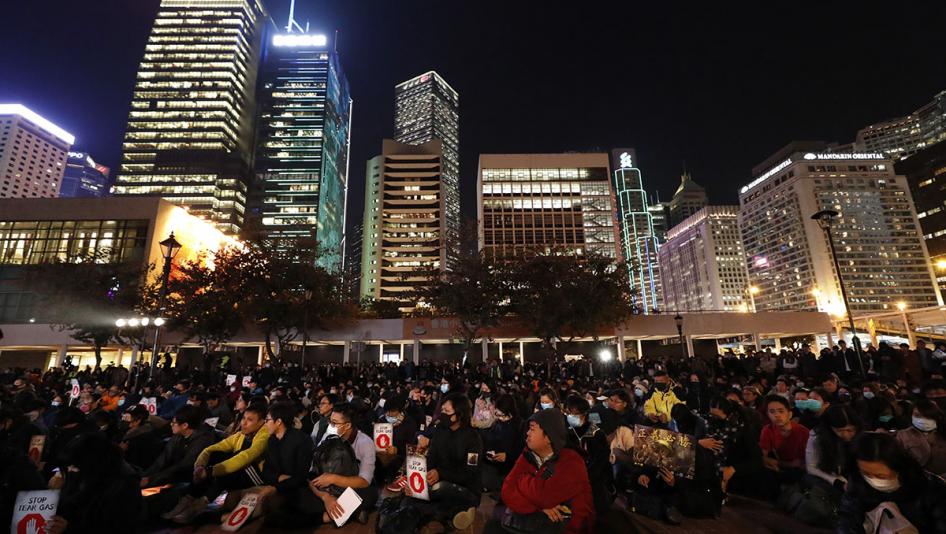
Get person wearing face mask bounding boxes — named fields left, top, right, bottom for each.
left=838, top=432, right=946, bottom=534
left=119, top=405, right=163, bottom=471
left=0, top=406, right=44, bottom=458
left=796, top=388, right=829, bottom=430
left=685, top=373, right=711, bottom=413
left=533, top=387, right=559, bottom=413
left=644, top=371, right=683, bottom=427
left=480, top=393, right=524, bottom=493
left=896, top=399, right=946, bottom=476
left=309, top=393, right=337, bottom=446
left=374, top=395, right=418, bottom=486
left=564, top=394, right=614, bottom=515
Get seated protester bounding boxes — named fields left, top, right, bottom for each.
left=141, top=405, right=216, bottom=488
left=304, top=402, right=377, bottom=526
left=497, top=408, right=595, bottom=534
left=837, top=432, right=946, bottom=534
left=472, top=381, right=497, bottom=429
left=896, top=399, right=946, bottom=476
left=533, top=387, right=560, bottom=413
left=375, top=394, right=418, bottom=485
left=685, top=373, right=711, bottom=413
left=798, top=387, right=830, bottom=430
left=758, top=395, right=809, bottom=500
left=119, top=405, right=164, bottom=471
left=47, top=432, right=142, bottom=534
left=480, top=393, right=525, bottom=493
left=44, top=406, right=94, bottom=477
left=607, top=388, right=636, bottom=428
left=89, top=409, right=120, bottom=442
left=671, top=404, right=724, bottom=519
left=644, top=371, right=683, bottom=426
left=0, top=406, right=44, bottom=457
left=706, top=395, right=763, bottom=496
left=164, top=404, right=270, bottom=524
left=806, top=404, right=860, bottom=491
left=564, top=394, right=614, bottom=514
left=723, top=388, right=763, bottom=439
left=245, top=402, right=313, bottom=526
left=310, top=393, right=337, bottom=446
left=406, top=386, right=436, bottom=431
left=741, top=385, right=766, bottom=421
left=205, top=389, right=233, bottom=429
left=395, top=392, right=483, bottom=532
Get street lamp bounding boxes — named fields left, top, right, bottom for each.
left=674, top=313, right=688, bottom=359
left=302, top=289, right=313, bottom=369
left=811, top=209, right=865, bottom=378
left=747, top=285, right=759, bottom=313
left=151, top=232, right=182, bottom=379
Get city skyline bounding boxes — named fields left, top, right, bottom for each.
left=3, top=1, right=945, bottom=237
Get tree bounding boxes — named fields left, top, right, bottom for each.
left=417, top=250, right=507, bottom=359
left=506, top=252, right=633, bottom=363
left=359, top=297, right=403, bottom=319
left=30, top=251, right=149, bottom=370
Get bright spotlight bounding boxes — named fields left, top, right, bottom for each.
left=128, top=318, right=140, bottom=327
left=599, top=349, right=613, bottom=362
left=154, top=317, right=166, bottom=327
left=116, top=319, right=126, bottom=328
left=141, top=317, right=150, bottom=326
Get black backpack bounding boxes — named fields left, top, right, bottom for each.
left=310, top=435, right=360, bottom=496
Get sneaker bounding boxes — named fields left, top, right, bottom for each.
left=451, top=506, right=476, bottom=531
left=171, top=496, right=208, bottom=524
left=386, top=475, right=408, bottom=493
left=664, top=506, right=682, bottom=525
left=161, top=495, right=194, bottom=520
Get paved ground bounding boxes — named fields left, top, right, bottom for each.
left=149, top=492, right=833, bottom=533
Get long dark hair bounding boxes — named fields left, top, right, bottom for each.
left=442, top=392, right=472, bottom=429
left=816, top=404, right=861, bottom=474
left=850, top=432, right=923, bottom=490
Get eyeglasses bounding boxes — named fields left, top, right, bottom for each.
left=264, top=417, right=274, bottom=422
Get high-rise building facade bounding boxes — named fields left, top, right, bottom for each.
left=251, top=31, right=352, bottom=269
left=360, top=139, right=445, bottom=310
left=60, top=151, right=111, bottom=198
left=669, top=172, right=708, bottom=227
left=896, top=140, right=946, bottom=293
left=739, top=143, right=941, bottom=314
left=114, top=0, right=269, bottom=235
left=648, top=200, right=671, bottom=243
left=856, top=89, right=946, bottom=160
left=478, top=153, right=619, bottom=262
left=659, top=206, right=749, bottom=313
left=0, top=104, right=73, bottom=199
left=394, top=72, right=459, bottom=261
left=610, top=149, right=662, bottom=313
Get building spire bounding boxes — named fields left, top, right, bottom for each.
left=286, top=0, right=307, bottom=33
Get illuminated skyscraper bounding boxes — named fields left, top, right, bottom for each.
left=611, top=149, right=662, bottom=313
left=669, top=172, right=708, bottom=227
left=856, top=89, right=946, bottom=160
left=394, top=72, right=459, bottom=259
left=113, top=0, right=268, bottom=235
left=0, top=104, right=73, bottom=199
left=61, top=151, right=112, bottom=198
left=739, top=142, right=941, bottom=313
left=250, top=31, right=351, bottom=269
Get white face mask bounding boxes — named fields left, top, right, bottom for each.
left=540, top=402, right=553, bottom=410
left=324, top=424, right=339, bottom=437
left=913, top=416, right=938, bottom=432
left=863, top=474, right=900, bottom=493
left=440, top=384, right=450, bottom=394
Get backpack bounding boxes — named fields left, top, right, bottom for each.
left=311, top=435, right=360, bottom=496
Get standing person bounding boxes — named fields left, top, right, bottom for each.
left=837, top=432, right=946, bottom=534
left=494, top=408, right=595, bottom=533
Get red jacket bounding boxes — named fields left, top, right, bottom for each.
left=501, top=447, right=594, bottom=534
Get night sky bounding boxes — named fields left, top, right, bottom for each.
left=2, top=1, right=945, bottom=236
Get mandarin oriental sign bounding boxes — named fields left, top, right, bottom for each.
left=802, top=152, right=884, bottom=160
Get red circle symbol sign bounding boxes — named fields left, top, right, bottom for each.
left=228, top=506, right=248, bottom=527
left=409, top=471, right=425, bottom=493
left=376, top=434, right=390, bottom=449
left=17, top=513, right=47, bottom=534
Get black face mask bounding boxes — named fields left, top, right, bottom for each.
left=654, top=383, right=668, bottom=392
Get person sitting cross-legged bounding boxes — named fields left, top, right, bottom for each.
left=164, top=404, right=270, bottom=524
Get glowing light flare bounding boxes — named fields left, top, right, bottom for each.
left=0, top=103, right=76, bottom=145
left=273, top=34, right=327, bottom=47
left=897, top=301, right=907, bottom=312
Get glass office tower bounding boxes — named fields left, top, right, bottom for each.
left=252, top=32, right=352, bottom=270
left=114, top=0, right=268, bottom=235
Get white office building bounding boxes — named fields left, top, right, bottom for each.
left=0, top=104, right=74, bottom=198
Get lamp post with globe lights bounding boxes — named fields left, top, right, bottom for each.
left=811, top=209, right=865, bottom=378
left=150, top=233, right=182, bottom=379
left=674, top=314, right=687, bottom=359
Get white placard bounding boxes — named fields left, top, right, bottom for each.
left=242, top=376, right=252, bottom=388
left=332, top=486, right=363, bottom=527
left=222, top=493, right=259, bottom=531
left=11, top=490, right=59, bottom=534
left=405, top=454, right=430, bottom=501
left=28, top=435, right=45, bottom=465
left=226, top=374, right=237, bottom=386
left=69, top=379, right=80, bottom=401
left=373, top=423, right=393, bottom=451
left=204, top=417, right=220, bottom=428
left=139, top=397, right=157, bottom=415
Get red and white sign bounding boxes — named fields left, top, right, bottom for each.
left=242, top=376, right=252, bottom=388
left=69, top=379, right=80, bottom=401
left=28, top=435, right=45, bottom=465
left=226, top=374, right=237, bottom=386
left=373, top=423, right=393, bottom=451
left=139, top=397, right=157, bottom=415
left=405, top=454, right=430, bottom=501
left=11, top=490, right=59, bottom=534
left=222, top=493, right=259, bottom=531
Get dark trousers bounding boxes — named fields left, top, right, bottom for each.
left=760, top=466, right=805, bottom=501
left=402, top=481, right=480, bottom=523
left=272, top=485, right=378, bottom=528
left=188, top=452, right=263, bottom=500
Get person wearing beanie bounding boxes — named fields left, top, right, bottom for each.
left=497, top=408, right=595, bottom=533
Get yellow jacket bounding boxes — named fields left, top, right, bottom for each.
left=643, top=389, right=683, bottom=420
left=196, top=426, right=270, bottom=477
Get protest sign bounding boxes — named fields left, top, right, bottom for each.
left=405, top=454, right=430, bottom=501
left=139, top=397, right=157, bottom=415
left=632, top=425, right=696, bottom=479
left=11, top=490, right=59, bottom=534
left=222, top=493, right=259, bottom=531
left=373, top=423, right=393, bottom=451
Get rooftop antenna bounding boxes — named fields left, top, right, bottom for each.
left=285, top=0, right=306, bottom=33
